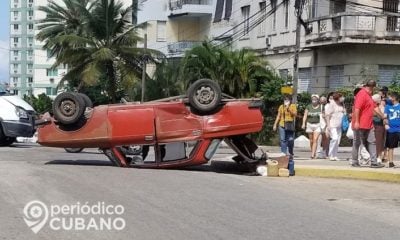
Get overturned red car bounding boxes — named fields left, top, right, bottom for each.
left=37, top=79, right=266, bottom=169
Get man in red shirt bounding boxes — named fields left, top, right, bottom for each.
left=352, top=80, right=385, bottom=168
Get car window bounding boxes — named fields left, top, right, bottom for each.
left=161, top=141, right=199, bottom=162
left=205, top=139, right=221, bottom=160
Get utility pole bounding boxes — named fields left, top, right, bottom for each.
left=293, top=0, right=304, bottom=103
left=141, top=33, right=147, bottom=103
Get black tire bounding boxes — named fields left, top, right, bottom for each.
left=77, top=93, right=93, bottom=108
left=187, top=79, right=222, bottom=115
left=53, top=92, right=86, bottom=125
left=64, top=148, right=84, bottom=153
left=0, top=125, right=15, bottom=147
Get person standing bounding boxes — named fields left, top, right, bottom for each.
left=351, top=80, right=385, bottom=168
left=372, top=94, right=386, bottom=163
left=273, top=95, right=297, bottom=156
left=316, top=96, right=328, bottom=158
left=384, top=92, right=400, bottom=168
left=325, top=92, right=346, bottom=161
left=302, top=94, right=322, bottom=159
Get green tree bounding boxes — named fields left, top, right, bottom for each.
left=37, top=0, right=161, bottom=103
left=180, top=42, right=274, bottom=98
left=24, top=93, right=53, bottom=114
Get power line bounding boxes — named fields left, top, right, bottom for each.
left=216, top=1, right=285, bottom=49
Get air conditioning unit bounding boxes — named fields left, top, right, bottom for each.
left=14, top=70, right=18, bottom=73
left=14, top=4, right=18, bottom=8
left=28, top=3, right=32, bottom=7
left=14, top=43, right=18, bottom=47
left=14, top=57, right=18, bottom=60
left=29, top=43, right=32, bottom=47
left=28, top=16, right=32, bottom=20
left=14, top=17, right=18, bottom=20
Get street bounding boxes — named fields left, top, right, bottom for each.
left=0, top=144, right=399, bottom=240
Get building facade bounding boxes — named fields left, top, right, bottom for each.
left=138, top=0, right=400, bottom=94
left=9, top=0, right=133, bottom=98
left=9, top=0, right=67, bottom=97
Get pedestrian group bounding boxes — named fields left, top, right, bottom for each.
left=274, top=80, right=398, bottom=168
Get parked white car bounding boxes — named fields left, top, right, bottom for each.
left=0, top=86, right=35, bottom=146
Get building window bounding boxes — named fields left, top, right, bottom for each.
left=13, top=50, right=18, bottom=56
left=14, top=38, right=19, bottom=43
left=46, top=87, right=57, bottom=95
left=13, top=64, right=18, bottom=69
left=47, top=49, right=52, bottom=58
left=27, top=50, right=33, bottom=56
left=13, top=11, right=18, bottom=18
left=310, top=0, right=318, bottom=18
left=328, top=65, right=344, bottom=90
left=241, top=5, right=250, bottom=36
left=298, top=68, right=312, bottom=93
left=258, top=1, right=266, bottom=37
left=28, top=37, right=33, bottom=46
left=284, top=0, right=289, bottom=29
left=156, top=21, right=166, bottom=42
left=378, top=65, right=400, bottom=86
left=271, top=0, right=277, bottom=31
left=13, top=77, right=18, bottom=83
left=28, top=24, right=34, bottom=30
left=27, top=64, right=33, bottom=69
left=28, top=77, right=33, bottom=83
left=279, top=69, right=289, bottom=80
left=29, top=0, right=33, bottom=2
left=13, top=24, right=19, bottom=30
left=46, top=68, right=58, bottom=77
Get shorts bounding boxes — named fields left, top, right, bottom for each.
left=385, top=132, right=400, bottom=149
left=306, top=123, right=321, bottom=133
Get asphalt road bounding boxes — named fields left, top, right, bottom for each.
left=0, top=144, right=399, bottom=240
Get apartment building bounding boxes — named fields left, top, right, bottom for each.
left=9, top=0, right=67, bottom=97
left=9, top=0, right=133, bottom=98
left=138, top=0, right=400, bottom=94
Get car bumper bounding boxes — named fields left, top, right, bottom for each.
left=2, top=118, right=35, bottom=138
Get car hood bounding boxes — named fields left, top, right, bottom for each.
left=2, top=95, right=35, bottom=111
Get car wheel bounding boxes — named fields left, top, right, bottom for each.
left=77, top=93, right=93, bottom=108
left=0, top=125, right=15, bottom=146
left=64, top=148, right=84, bottom=153
left=187, top=79, right=222, bottom=115
left=53, top=92, right=86, bottom=125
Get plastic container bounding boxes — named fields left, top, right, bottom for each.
left=267, top=160, right=279, bottom=177
left=279, top=168, right=289, bottom=177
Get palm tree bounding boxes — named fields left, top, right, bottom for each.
left=37, top=0, right=161, bottom=103
left=181, top=41, right=274, bottom=98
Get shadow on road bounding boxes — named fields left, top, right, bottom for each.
left=45, top=159, right=113, bottom=167
left=45, top=159, right=258, bottom=175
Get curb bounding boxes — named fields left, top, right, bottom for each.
left=295, top=166, right=400, bottom=183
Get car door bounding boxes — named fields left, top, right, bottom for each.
left=108, top=105, right=155, bottom=145
left=154, top=102, right=203, bottom=142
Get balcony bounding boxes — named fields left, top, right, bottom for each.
left=168, top=0, right=213, bottom=18
left=305, top=12, right=400, bottom=47
left=167, top=41, right=201, bottom=56
left=11, top=15, right=21, bottom=22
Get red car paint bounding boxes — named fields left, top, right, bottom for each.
left=37, top=100, right=264, bottom=168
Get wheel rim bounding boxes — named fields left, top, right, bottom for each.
left=60, top=99, right=77, bottom=117
left=195, top=85, right=215, bottom=105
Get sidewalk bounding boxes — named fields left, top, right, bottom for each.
left=261, top=146, right=400, bottom=183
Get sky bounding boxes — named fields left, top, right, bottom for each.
left=0, top=1, right=9, bottom=84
